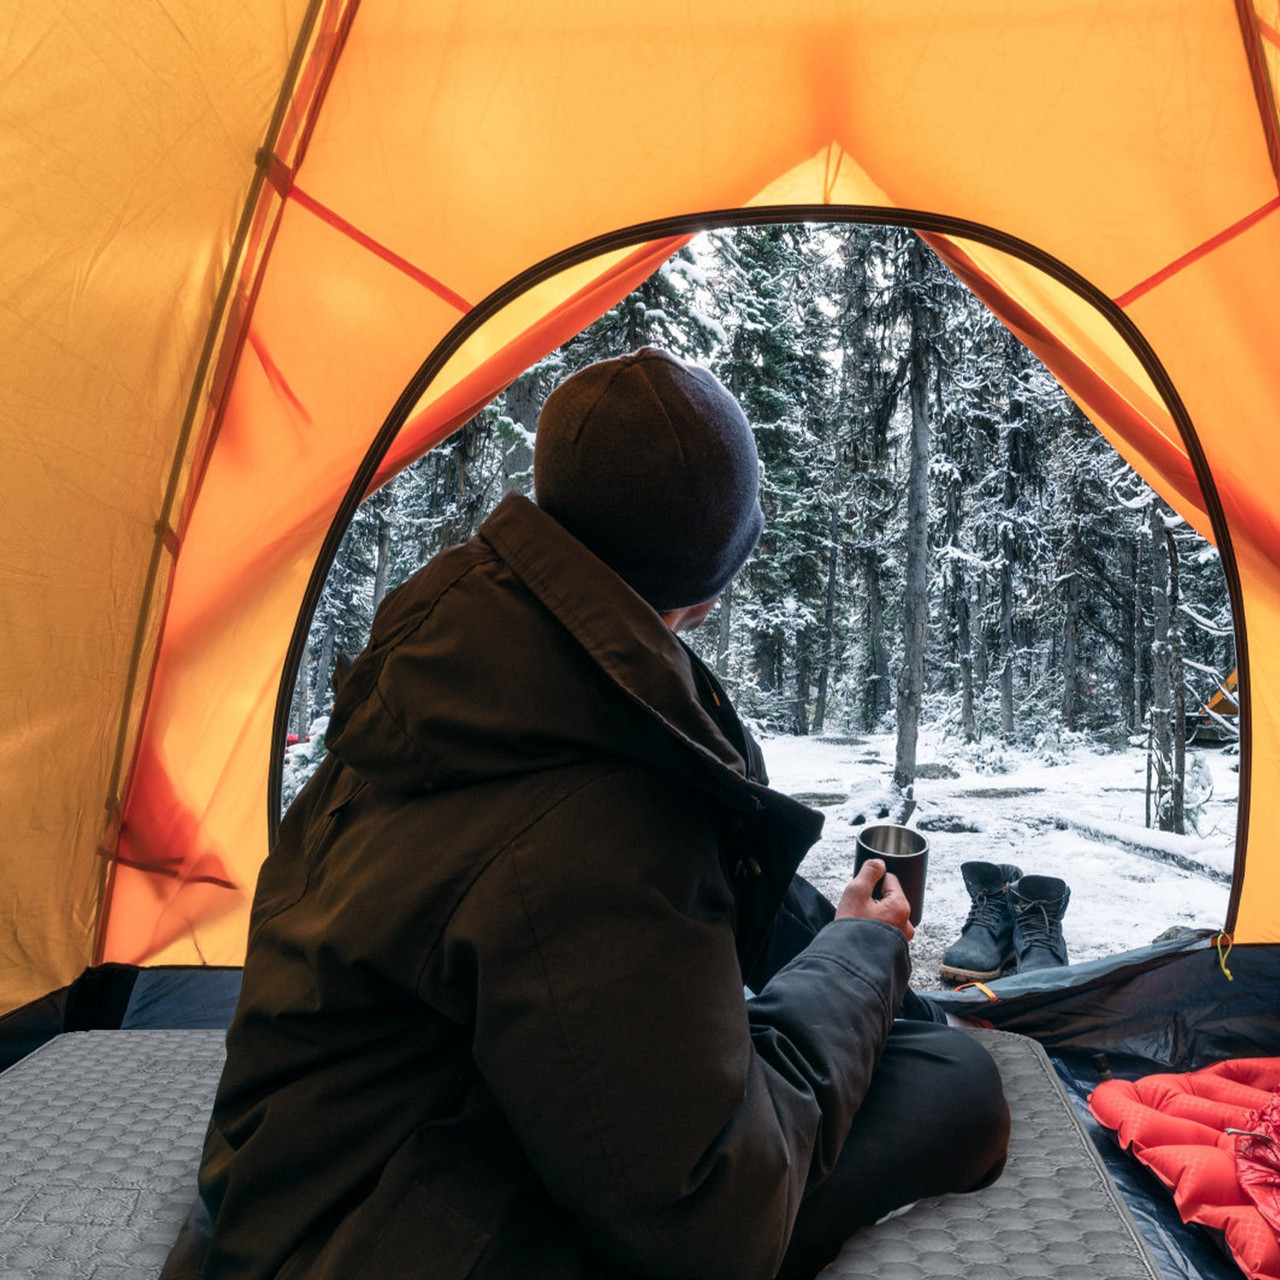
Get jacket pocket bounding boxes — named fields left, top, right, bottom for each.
left=290, top=1177, right=494, bottom=1280
left=340, top=1181, right=490, bottom=1280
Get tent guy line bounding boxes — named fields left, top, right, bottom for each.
left=289, top=182, right=474, bottom=313
left=259, top=147, right=473, bottom=312
left=1114, top=195, right=1280, bottom=308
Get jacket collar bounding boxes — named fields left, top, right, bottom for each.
left=479, top=493, right=757, bottom=795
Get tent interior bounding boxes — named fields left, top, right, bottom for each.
left=4, top=2, right=1280, bottom=1276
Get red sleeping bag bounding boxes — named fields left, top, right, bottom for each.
left=1090, top=1058, right=1280, bottom=1280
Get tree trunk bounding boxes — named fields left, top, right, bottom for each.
left=292, top=647, right=312, bottom=739
left=714, top=580, right=733, bottom=679
left=1152, top=716, right=1162, bottom=824
left=894, top=243, right=931, bottom=789
left=999, top=549, right=1015, bottom=740
left=794, top=650, right=811, bottom=736
left=446, top=427, right=476, bottom=546
left=502, top=371, right=540, bottom=495
left=997, top=341, right=1025, bottom=743
left=1060, top=531, right=1081, bottom=730
left=972, top=571, right=988, bottom=690
left=863, top=552, right=891, bottom=729
left=956, top=567, right=976, bottom=743
left=1117, top=538, right=1137, bottom=734
left=1149, top=502, right=1176, bottom=830
left=1133, top=532, right=1147, bottom=733
left=755, top=633, right=779, bottom=694
left=1165, top=523, right=1186, bottom=834
left=318, top=619, right=336, bottom=711
left=812, top=507, right=840, bottom=734
left=371, top=509, right=392, bottom=614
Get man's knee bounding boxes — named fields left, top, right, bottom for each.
left=777, top=1027, right=1010, bottom=1278
left=929, top=1026, right=1011, bottom=1189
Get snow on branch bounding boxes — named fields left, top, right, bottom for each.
left=1182, top=656, right=1228, bottom=678
left=1178, top=602, right=1234, bottom=636
left=936, top=543, right=1000, bottom=570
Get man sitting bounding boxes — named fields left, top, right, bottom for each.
left=163, top=347, right=1009, bottom=1280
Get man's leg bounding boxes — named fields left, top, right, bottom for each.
left=777, top=1021, right=1010, bottom=1279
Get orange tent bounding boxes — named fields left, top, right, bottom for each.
left=4, top=0, right=1280, bottom=1017
left=1207, top=670, right=1241, bottom=719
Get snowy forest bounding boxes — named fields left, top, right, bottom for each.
left=283, top=224, right=1238, bottom=866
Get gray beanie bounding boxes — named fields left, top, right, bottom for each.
left=534, top=348, right=764, bottom=611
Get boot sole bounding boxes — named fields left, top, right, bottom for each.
left=938, top=961, right=1008, bottom=983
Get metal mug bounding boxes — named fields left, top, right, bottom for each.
left=853, top=823, right=928, bottom=926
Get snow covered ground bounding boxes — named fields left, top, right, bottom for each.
left=760, top=726, right=1238, bottom=989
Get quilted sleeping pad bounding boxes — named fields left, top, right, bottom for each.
left=0, top=1030, right=225, bottom=1278
left=0, top=1027, right=1164, bottom=1279
left=830, top=1028, right=1163, bottom=1279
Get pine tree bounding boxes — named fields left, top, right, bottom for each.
left=827, top=225, right=909, bottom=732
left=893, top=233, right=937, bottom=788
left=704, top=225, right=833, bottom=731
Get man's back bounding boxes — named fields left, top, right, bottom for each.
left=163, top=350, right=1007, bottom=1280
left=173, top=494, right=912, bottom=1280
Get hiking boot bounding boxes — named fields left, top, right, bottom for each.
left=1009, top=874, right=1071, bottom=973
left=938, top=862, right=1022, bottom=983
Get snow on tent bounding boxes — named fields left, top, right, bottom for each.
left=3, top=2, right=1280, bottom=1277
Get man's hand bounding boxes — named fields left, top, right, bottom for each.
left=834, top=859, right=915, bottom=940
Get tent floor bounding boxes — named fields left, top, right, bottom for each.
left=0, top=1028, right=1170, bottom=1279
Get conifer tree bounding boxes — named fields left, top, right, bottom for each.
left=706, top=225, right=831, bottom=731
left=827, top=224, right=910, bottom=731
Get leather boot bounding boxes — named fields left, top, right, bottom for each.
left=1009, top=874, right=1070, bottom=972
left=939, top=862, right=1022, bottom=983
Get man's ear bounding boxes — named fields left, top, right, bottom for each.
left=660, top=598, right=719, bottom=632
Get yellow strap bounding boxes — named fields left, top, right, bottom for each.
left=1216, top=932, right=1235, bottom=982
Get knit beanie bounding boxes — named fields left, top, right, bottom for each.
left=534, top=348, right=764, bottom=611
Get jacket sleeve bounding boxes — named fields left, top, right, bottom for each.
left=435, top=766, right=910, bottom=1280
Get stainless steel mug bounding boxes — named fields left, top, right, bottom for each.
left=853, top=823, right=928, bottom=926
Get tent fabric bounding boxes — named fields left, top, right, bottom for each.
left=4, top=1, right=1280, bottom=1014
left=933, top=934, right=1280, bottom=1073
left=1090, top=1058, right=1280, bottom=1280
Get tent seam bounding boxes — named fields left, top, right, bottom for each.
left=1236, top=0, right=1280, bottom=190
left=92, top=0, right=342, bottom=966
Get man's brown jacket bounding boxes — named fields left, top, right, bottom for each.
left=164, top=492, right=910, bottom=1280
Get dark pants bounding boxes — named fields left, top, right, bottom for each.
left=777, top=1019, right=1011, bottom=1278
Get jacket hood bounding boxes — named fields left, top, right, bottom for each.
left=324, top=494, right=780, bottom=811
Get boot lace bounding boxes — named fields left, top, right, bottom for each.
left=1015, top=900, right=1062, bottom=946
left=964, top=890, right=1007, bottom=933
